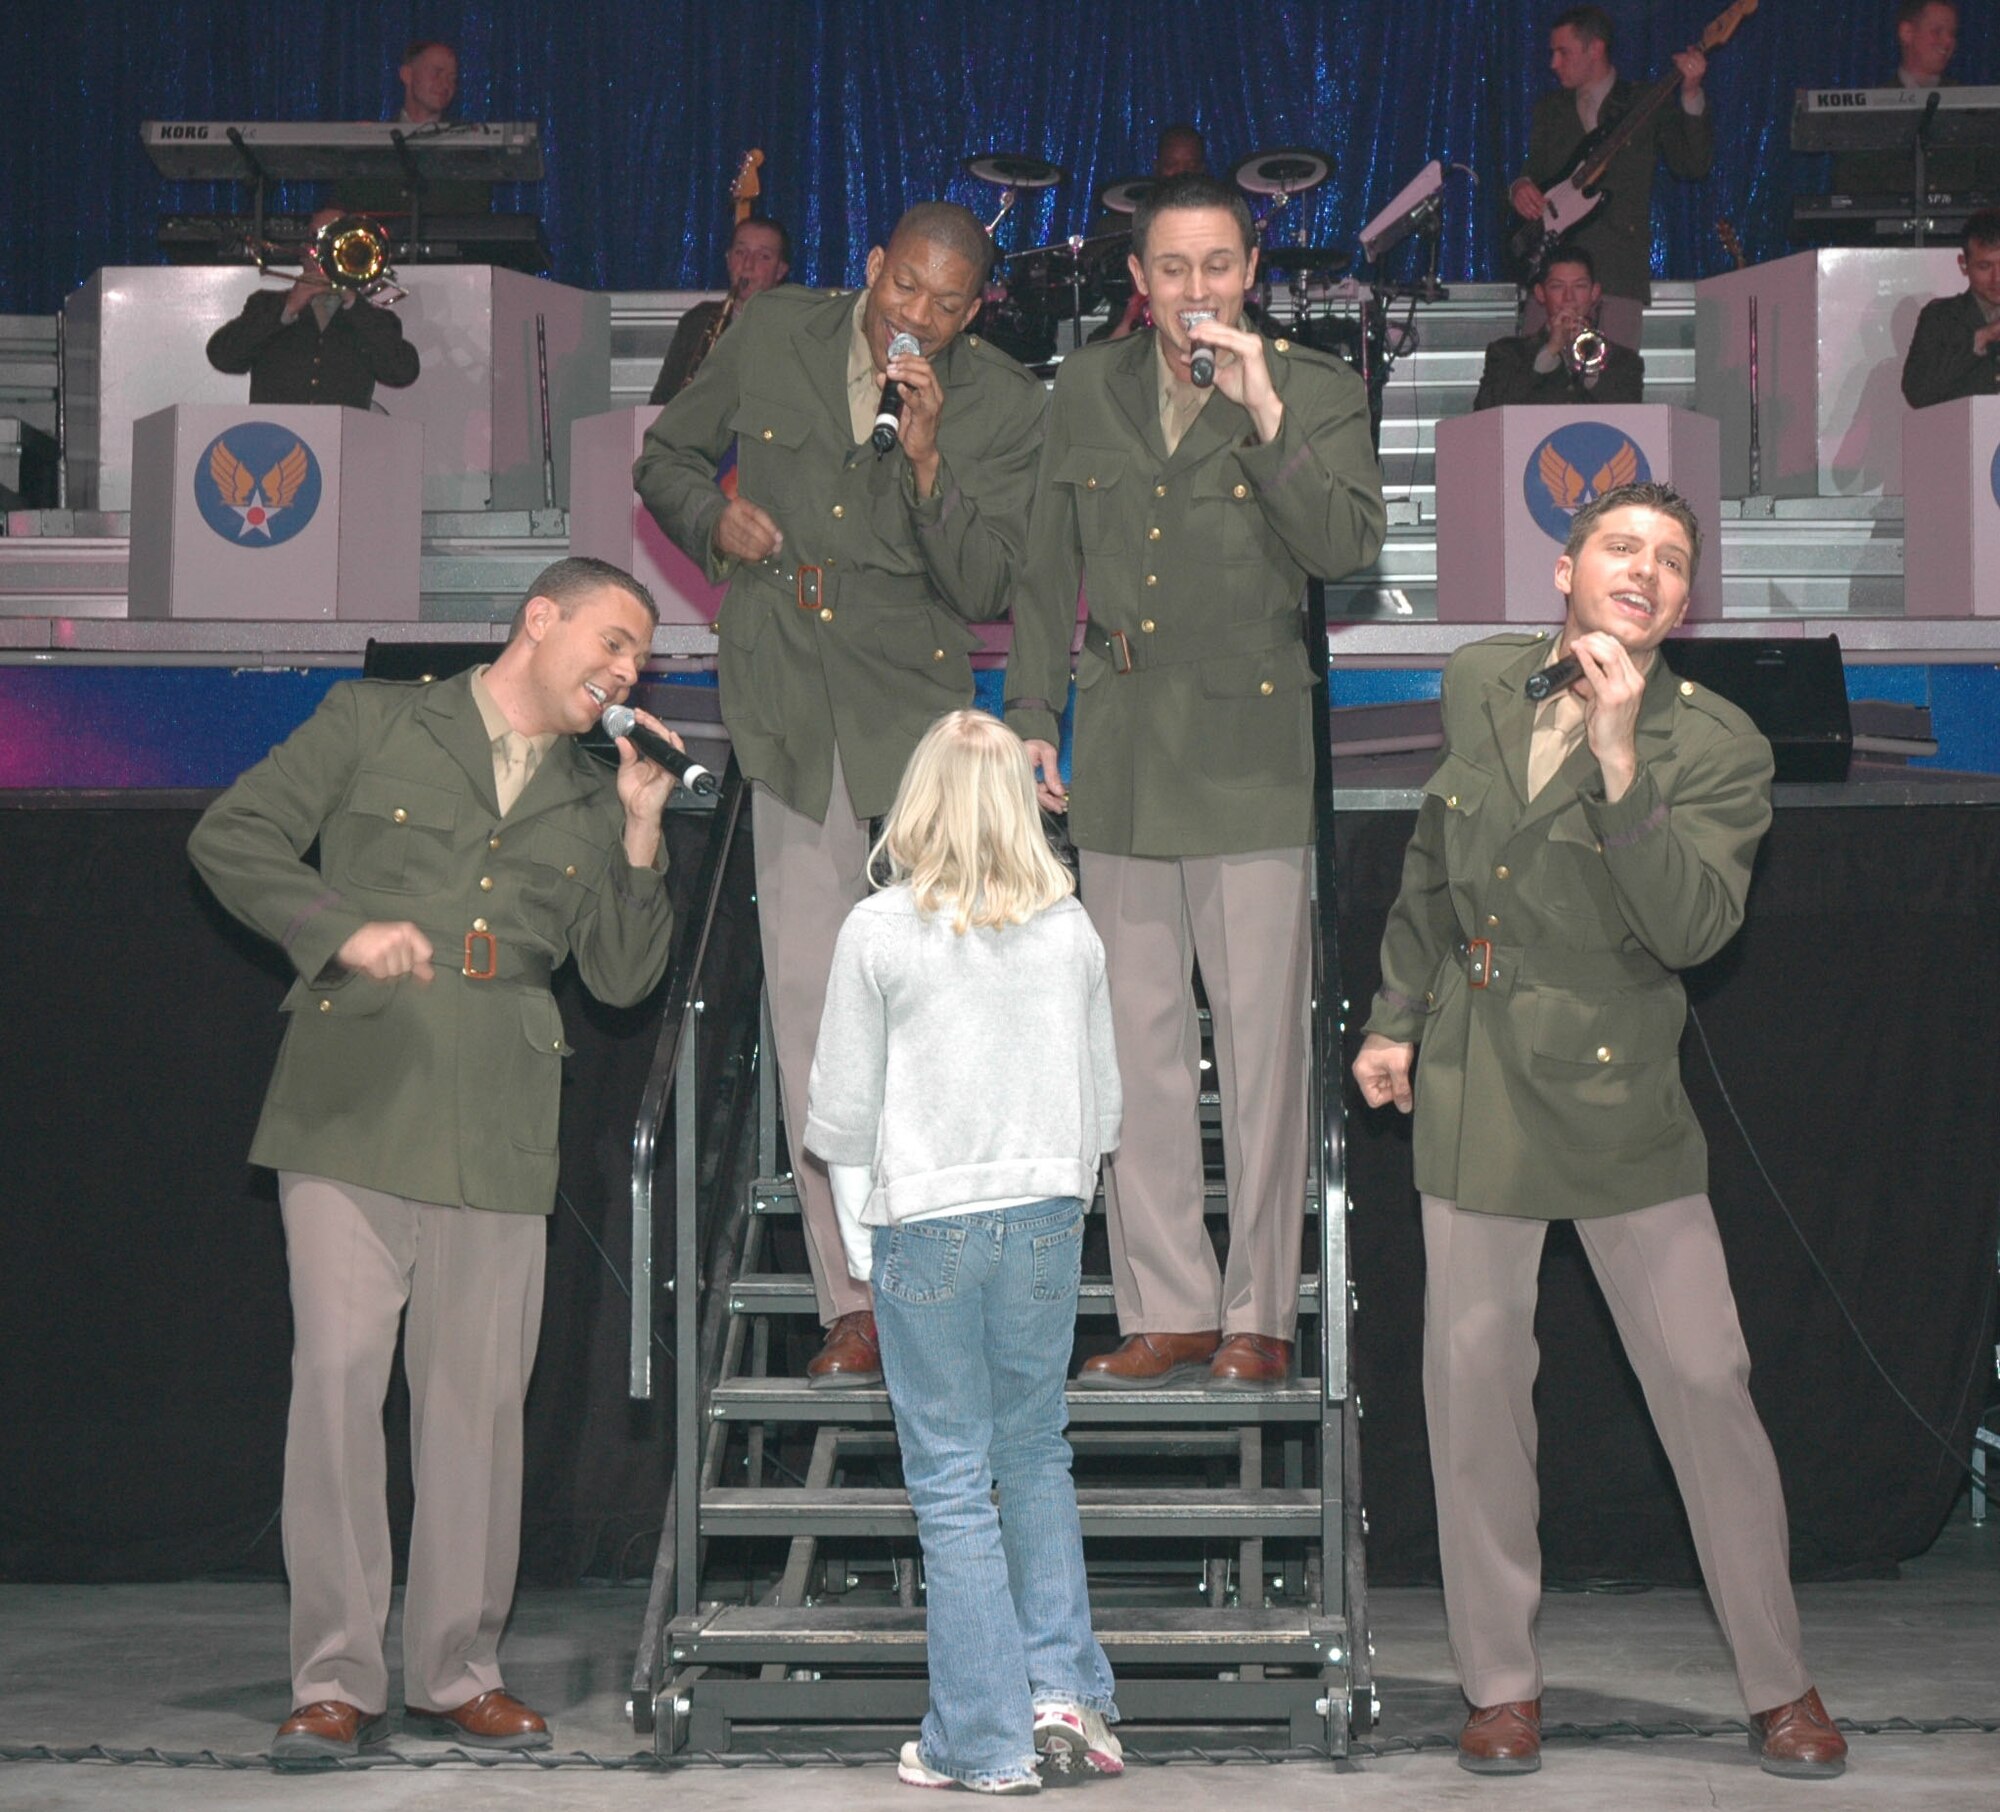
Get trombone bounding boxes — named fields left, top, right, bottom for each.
left=253, top=215, right=406, bottom=305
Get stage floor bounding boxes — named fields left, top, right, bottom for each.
left=1, top=1502, right=1993, bottom=1810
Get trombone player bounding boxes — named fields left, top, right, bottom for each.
left=1472, top=246, right=1642, bottom=411
left=206, top=206, right=421, bottom=410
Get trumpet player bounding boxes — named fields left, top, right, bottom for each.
left=1472, top=247, right=1643, bottom=411
left=206, top=207, right=420, bottom=410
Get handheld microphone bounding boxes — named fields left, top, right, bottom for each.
left=1186, top=310, right=1218, bottom=387
left=1523, top=654, right=1583, bottom=703
left=599, top=703, right=719, bottom=796
left=871, top=331, right=923, bottom=452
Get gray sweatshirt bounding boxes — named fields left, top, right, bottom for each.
left=804, top=887, right=1122, bottom=1268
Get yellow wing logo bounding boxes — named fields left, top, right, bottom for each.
left=262, top=441, right=310, bottom=510
left=1592, top=440, right=1640, bottom=496
left=1537, top=442, right=1587, bottom=514
left=208, top=440, right=257, bottom=508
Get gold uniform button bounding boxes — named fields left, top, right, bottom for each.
left=832, top=504, right=845, bottom=519
left=820, top=606, right=835, bottom=622
left=1495, top=864, right=1510, bottom=880
left=1259, top=680, right=1275, bottom=695
left=1423, top=990, right=1435, bottom=1007
left=1233, top=483, right=1248, bottom=500
left=761, top=428, right=774, bottom=441
left=473, top=918, right=488, bottom=932
left=1154, top=483, right=1167, bottom=498
left=1679, top=680, right=1695, bottom=697
left=1140, top=619, right=1156, bottom=633
left=319, top=998, right=333, bottom=1013
left=1085, top=476, right=1098, bottom=489
left=968, top=335, right=981, bottom=347
left=552, top=1039, right=563, bottom=1052
left=1273, top=337, right=1290, bottom=353
left=1486, top=914, right=1499, bottom=928
left=1147, top=526, right=1162, bottom=541
left=1145, top=573, right=1158, bottom=587
left=479, top=876, right=494, bottom=891
left=1596, top=1046, right=1613, bottom=1064
left=932, top=648, right=946, bottom=661
left=565, top=864, right=578, bottom=879
left=488, top=835, right=501, bottom=850
left=392, top=808, right=408, bottom=824
left=1445, top=794, right=1458, bottom=808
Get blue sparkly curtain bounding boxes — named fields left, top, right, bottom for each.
left=4, top=1, right=1995, bottom=313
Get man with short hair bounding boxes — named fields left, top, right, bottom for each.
left=1008, top=173, right=1387, bottom=1390
left=1352, top=484, right=1846, bottom=1781
left=649, top=217, right=793, bottom=403
left=635, top=203, right=1047, bottom=1387
left=346, top=39, right=492, bottom=218
left=1474, top=246, right=1644, bottom=409
left=1902, top=209, right=2000, bottom=407
left=1509, top=5, right=1712, bottom=354
left=1832, top=5, right=1993, bottom=195
left=205, top=206, right=421, bottom=409
left=188, top=557, right=681, bottom=1759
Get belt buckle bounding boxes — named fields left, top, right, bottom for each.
left=1108, top=629, right=1134, bottom=675
left=795, top=564, right=824, bottom=610
left=463, top=930, right=497, bottom=980
left=1466, top=938, right=1493, bottom=990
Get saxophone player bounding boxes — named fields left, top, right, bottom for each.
left=648, top=217, right=792, bottom=404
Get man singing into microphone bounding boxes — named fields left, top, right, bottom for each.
left=634, top=202, right=1047, bottom=1387
left=1006, top=172, right=1386, bottom=1389
left=1351, top=484, right=1846, bottom=1779
left=188, top=557, right=680, bottom=1760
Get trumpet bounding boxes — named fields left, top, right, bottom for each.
left=254, top=215, right=405, bottom=305
left=1567, top=324, right=1608, bottom=376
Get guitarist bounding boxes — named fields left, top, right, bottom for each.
left=1509, top=6, right=1713, bottom=356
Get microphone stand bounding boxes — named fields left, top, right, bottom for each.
left=1910, top=90, right=1941, bottom=248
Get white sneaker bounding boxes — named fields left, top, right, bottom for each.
left=1031, top=1704, right=1124, bottom=1785
left=898, top=1740, right=1042, bottom=1794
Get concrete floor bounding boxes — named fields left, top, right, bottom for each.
left=2, top=1507, right=1994, bottom=1812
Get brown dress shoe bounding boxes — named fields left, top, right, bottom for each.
left=1209, top=1333, right=1293, bottom=1389
left=272, top=1699, right=389, bottom=1760
left=1751, top=1686, right=1847, bottom=1778
left=405, top=1687, right=551, bottom=1750
left=1457, top=1697, right=1541, bottom=1774
left=806, top=1310, right=882, bottom=1388
left=1075, top=1331, right=1221, bottom=1388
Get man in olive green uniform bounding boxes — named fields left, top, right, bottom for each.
left=634, top=202, right=1047, bottom=1384
left=1509, top=6, right=1713, bottom=354
left=1353, top=485, right=1845, bottom=1780
left=1007, top=173, right=1386, bottom=1390
left=189, top=558, right=679, bottom=1759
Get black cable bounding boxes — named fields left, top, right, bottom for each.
left=1686, top=1003, right=1994, bottom=1487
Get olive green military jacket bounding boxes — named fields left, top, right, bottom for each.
left=1360, top=634, right=1773, bottom=1220
left=632, top=285, right=1049, bottom=822
left=1004, top=330, right=1386, bottom=857
left=188, top=672, right=675, bottom=1217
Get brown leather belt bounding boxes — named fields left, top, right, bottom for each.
left=1457, top=939, right=1666, bottom=993
left=419, top=927, right=554, bottom=986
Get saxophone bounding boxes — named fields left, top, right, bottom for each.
left=681, top=291, right=736, bottom=392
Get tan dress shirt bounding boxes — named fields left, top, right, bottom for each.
left=1156, top=335, right=1216, bottom=456
left=846, top=293, right=879, bottom=445
left=469, top=665, right=558, bottom=815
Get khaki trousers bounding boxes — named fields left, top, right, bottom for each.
left=1421, top=1191, right=1811, bottom=1714
left=279, top=1173, right=546, bottom=1714
left=751, top=754, right=874, bottom=1324
left=1080, top=847, right=1311, bottom=1341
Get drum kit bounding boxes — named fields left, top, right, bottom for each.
left=963, top=144, right=1361, bottom=370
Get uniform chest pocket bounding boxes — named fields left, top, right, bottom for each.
left=729, top=397, right=817, bottom=498
left=1419, top=755, right=1495, bottom=864
left=1188, top=462, right=1261, bottom=559
left=338, top=770, right=461, bottom=895
left=518, top=821, right=609, bottom=918
left=1053, top=448, right=1128, bottom=554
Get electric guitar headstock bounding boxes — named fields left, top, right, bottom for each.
left=731, top=149, right=765, bottom=225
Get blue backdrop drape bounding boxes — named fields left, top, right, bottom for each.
left=3, top=3, right=1995, bottom=314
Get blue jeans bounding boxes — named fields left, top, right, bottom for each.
left=872, top=1198, right=1117, bottom=1788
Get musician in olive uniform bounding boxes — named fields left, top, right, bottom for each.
left=1006, top=173, right=1386, bottom=1390
left=188, top=558, right=679, bottom=1760
left=633, top=202, right=1047, bottom=1386
left=1509, top=6, right=1712, bottom=354
left=1352, top=485, right=1846, bottom=1781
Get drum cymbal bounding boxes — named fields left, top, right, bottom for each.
left=1233, top=147, right=1332, bottom=196
left=1095, top=177, right=1153, bottom=216
left=965, top=153, right=1065, bottom=189
left=1004, top=231, right=1129, bottom=268
left=1258, top=246, right=1353, bottom=274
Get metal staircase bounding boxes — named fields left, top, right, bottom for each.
left=624, top=583, right=1370, bottom=1756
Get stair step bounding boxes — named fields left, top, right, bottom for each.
left=749, top=1176, right=1321, bottom=1217
left=698, top=1486, right=1322, bottom=1538
left=668, top=1604, right=1345, bottom=1668
left=709, top=1376, right=1327, bottom=1423
left=726, top=1273, right=1321, bottom=1316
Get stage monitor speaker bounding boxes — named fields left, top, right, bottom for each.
left=361, top=640, right=493, bottom=683
left=1663, top=636, right=1852, bottom=783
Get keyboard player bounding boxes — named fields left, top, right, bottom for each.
left=1830, top=4, right=1998, bottom=197
left=343, top=39, right=495, bottom=221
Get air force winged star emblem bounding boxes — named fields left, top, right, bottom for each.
left=1522, top=423, right=1651, bottom=543
left=208, top=437, right=309, bottom=538
left=192, top=422, right=323, bottom=548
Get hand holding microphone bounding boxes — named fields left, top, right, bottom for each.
left=871, top=331, right=924, bottom=452
left=599, top=703, right=718, bottom=797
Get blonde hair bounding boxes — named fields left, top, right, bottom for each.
left=872, top=710, right=1075, bottom=933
